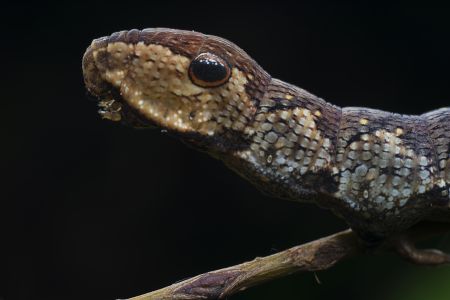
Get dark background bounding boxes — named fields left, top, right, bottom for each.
left=4, top=1, right=450, bottom=299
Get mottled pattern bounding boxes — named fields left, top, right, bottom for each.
left=83, top=28, right=450, bottom=242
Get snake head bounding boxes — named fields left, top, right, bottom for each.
left=82, top=28, right=271, bottom=151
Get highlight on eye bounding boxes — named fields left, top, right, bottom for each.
left=188, top=52, right=231, bottom=88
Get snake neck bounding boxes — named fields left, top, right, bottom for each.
left=218, top=78, right=342, bottom=202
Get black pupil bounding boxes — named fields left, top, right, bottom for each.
left=191, top=57, right=227, bottom=82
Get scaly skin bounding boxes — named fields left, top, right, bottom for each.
left=82, top=28, right=450, bottom=263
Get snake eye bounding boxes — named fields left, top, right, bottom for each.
left=188, top=53, right=231, bottom=88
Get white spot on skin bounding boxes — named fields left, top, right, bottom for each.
left=405, top=159, right=413, bottom=168
left=419, top=170, right=430, bottom=180
left=375, top=195, right=385, bottom=204
left=315, top=159, right=326, bottom=168
left=265, top=132, right=278, bottom=143
left=295, top=150, right=305, bottom=160
left=359, top=118, right=369, bottom=125
left=418, top=185, right=426, bottom=194
left=355, top=164, right=368, bottom=177
left=363, top=190, right=369, bottom=199
left=350, top=142, right=358, bottom=150
left=392, top=176, right=401, bottom=186
left=437, top=179, right=446, bottom=188
left=362, top=151, right=372, bottom=161
left=275, top=157, right=286, bottom=165
left=419, top=156, right=428, bottom=166
left=402, top=189, right=412, bottom=197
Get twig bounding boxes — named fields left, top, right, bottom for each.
left=123, top=222, right=450, bottom=300
left=124, top=229, right=359, bottom=300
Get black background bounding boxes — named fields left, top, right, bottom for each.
left=4, top=1, right=450, bottom=299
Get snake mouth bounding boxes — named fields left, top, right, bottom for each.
left=82, top=36, right=155, bottom=128
left=96, top=93, right=156, bottom=128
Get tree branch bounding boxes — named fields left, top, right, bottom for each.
left=124, top=229, right=359, bottom=300
left=123, top=223, right=450, bottom=300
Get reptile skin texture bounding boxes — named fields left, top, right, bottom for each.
left=82, top=28, right=450, bottom=244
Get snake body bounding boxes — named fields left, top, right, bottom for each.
left=82, top=28, right=450, bottom=243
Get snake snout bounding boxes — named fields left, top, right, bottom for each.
left=82, top=36, right=111, bottom=99
left=82, top=29, right=145, bottom=99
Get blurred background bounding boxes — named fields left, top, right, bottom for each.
left=3, top=1, right=450, bottom=299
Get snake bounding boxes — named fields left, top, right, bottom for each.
left=82, top=28, right=450, bottom=264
